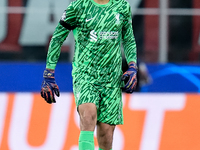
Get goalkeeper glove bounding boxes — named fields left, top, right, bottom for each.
left=121, top=62, right=138, bottom=93
left=41, top=69, right=60, bottom=104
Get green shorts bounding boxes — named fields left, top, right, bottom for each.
left=73, top=80, right=123, bottom=125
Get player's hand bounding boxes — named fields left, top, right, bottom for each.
left=41, top=69, right=60, bottom=104
left=121, top=62, right=138, bottom=93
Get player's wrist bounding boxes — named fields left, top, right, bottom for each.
left=43, top=68, right=55, bottom=78
left=46, top=68, right=55, bottom=71
left=128, top=62, right=138, bottom=72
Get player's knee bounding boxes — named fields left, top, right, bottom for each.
left=99, top=132, right=113, bottom=148
left=80, top=112, right=96, bottom=123
left=99, top=130, right=113, bottom=139
left=79, top=105, right=97, bottom=122
left=80, top=114, right=97, bottom=131
left=79, top=103, right=97, bottom=130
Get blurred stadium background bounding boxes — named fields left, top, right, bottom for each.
left=0, top=0, right=200, bottom=149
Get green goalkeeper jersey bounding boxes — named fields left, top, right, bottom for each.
left=46, top=0, right=137, bottom=88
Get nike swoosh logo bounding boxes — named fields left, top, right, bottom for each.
left=86, top=18, right=94, bottom=22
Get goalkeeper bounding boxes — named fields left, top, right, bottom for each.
left=41, top=0, right=137, bottom=149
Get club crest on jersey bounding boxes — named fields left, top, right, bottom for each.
left=116, top=13, right=120, bottom=24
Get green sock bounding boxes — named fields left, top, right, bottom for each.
left=79, top=131, right=94, bottom=150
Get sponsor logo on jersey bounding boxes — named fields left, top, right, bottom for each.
left=90, top=30, right=97, bottom=42
left=90, top=30, right=119, bottom=42
left=100, top=31, right=119, bottom=40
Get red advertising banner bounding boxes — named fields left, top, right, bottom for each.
left=0, top=93, right=200, bottom=150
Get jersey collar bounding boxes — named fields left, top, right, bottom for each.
left=90, top=0, right=112, bottom=7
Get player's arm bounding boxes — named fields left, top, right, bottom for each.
left=122, top=3, right=137, bottom=65
left=41, top=2, right=77, bottom=104
left=121, top=3, right=137, bottom=93
left=46, top=24, right=70, bottom=70
left=46, top=2, right=77, bottom=70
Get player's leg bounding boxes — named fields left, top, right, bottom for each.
left=97, top=122, right=115, bottom=150
left=78, top=103, right=97, bottom=150
left=79, top=103, right=97, bottom=131
left=73, top=79, right=101, bottom=150
left=97, top=86, right=123, bottom=150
